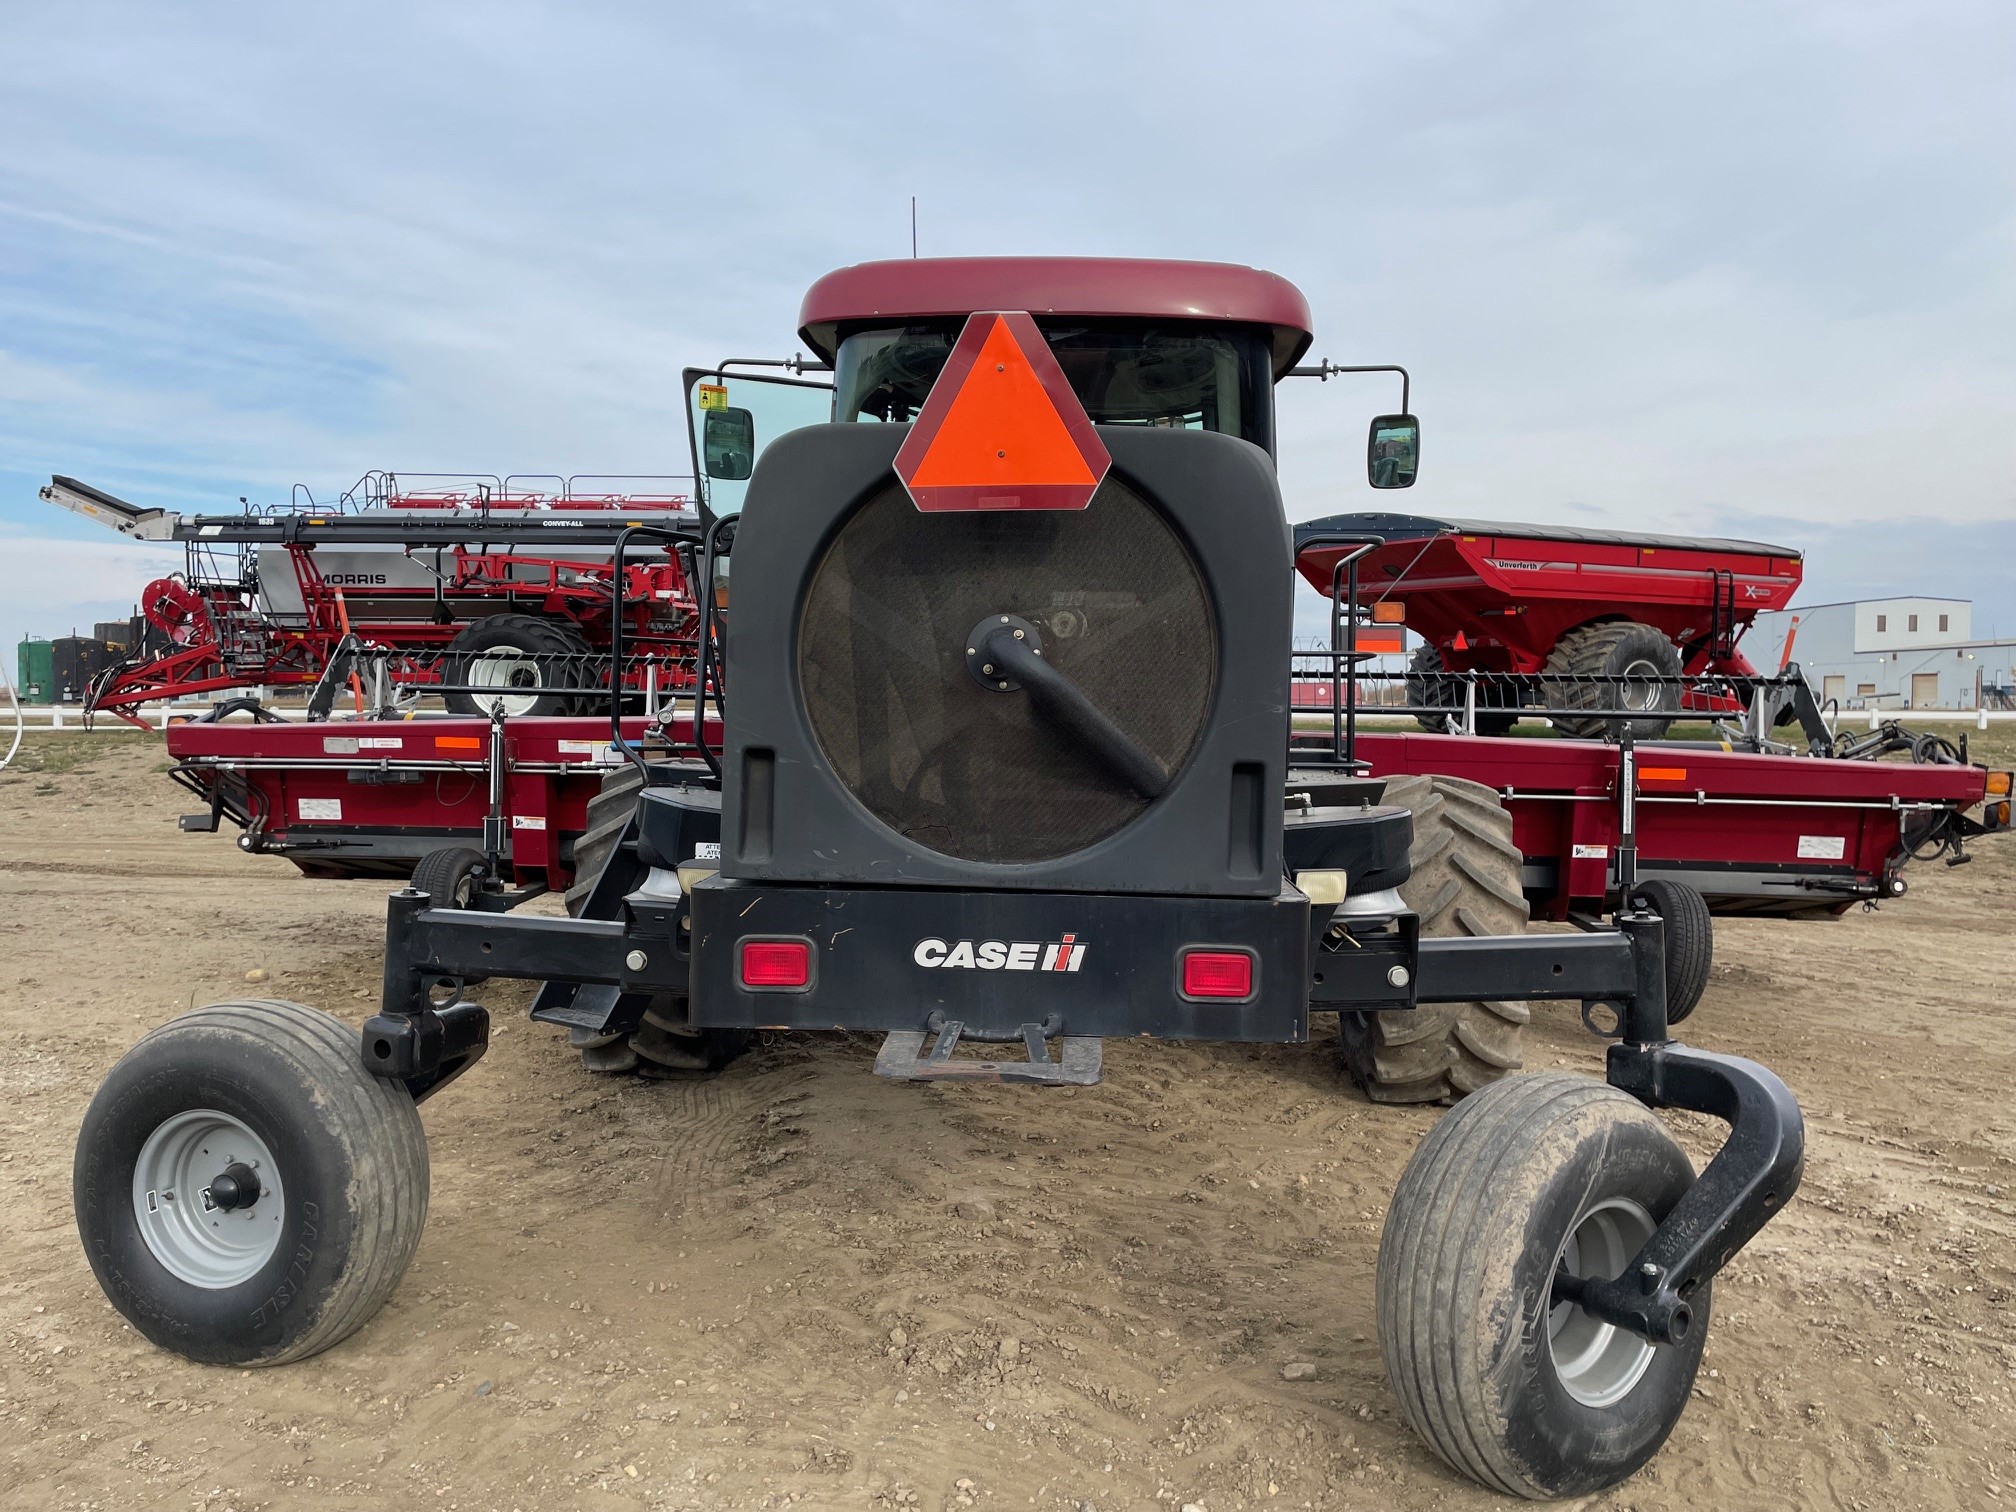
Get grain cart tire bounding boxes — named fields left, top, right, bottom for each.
left=1406, top=643, right=1518, bottom=737
left=1341, top=774, right=1529, bottom=1103
left=1629, top=878, right=1712, bottom=1024
left=443, top=613, right=593, bottom=718
left=1377, top=1072, right=1706, bottom=1498
left=564, top=763, right=751, bottom=1079
left=1543, top=620, right=1683, bottom=740
left=73, top=1000, right=428, bottom=1366
left=410, top=845, right=491, bottom=910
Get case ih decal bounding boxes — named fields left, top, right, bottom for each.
left=912, top=932, right=1086, bottom=972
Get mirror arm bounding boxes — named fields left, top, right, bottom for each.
left=716, top=355, right=834, bottom=375
left=1284, top=361, right=1410, bottom=413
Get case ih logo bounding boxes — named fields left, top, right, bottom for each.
left=912, top=933, right=1086, bottom=973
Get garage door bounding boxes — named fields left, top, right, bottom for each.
left=1910, top=673, right=1940, bottom=709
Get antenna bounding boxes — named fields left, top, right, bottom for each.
left=910, top=196, right=918, bottom=258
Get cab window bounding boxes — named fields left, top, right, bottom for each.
left=832, top=320, right=1275, bottom=453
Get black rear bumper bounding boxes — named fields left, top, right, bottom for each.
left=685, top=876, right=1314, bottom=1042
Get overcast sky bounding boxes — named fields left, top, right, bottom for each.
left=3, top=1, right=2012, bottom=668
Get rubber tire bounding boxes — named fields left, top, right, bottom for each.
left=1542, top=620, right=1683, bottom=741
left=1630, top=878, right=1712, bottom=1025
left=564, top=764, right=749, bottom=1079
left=442, top=613, right=592, bottom=718
left=410, top=846, right=491, bottom=910
left=1341, top=775, right=1530, bottom=1103
left=1405, top=643, right=1518, bottom=737
left=563, top=762, right=649, bottom=916
left=1377, top=1072, right=1707, bottom=1498
left=73, top=1000, right=428, bottom=1366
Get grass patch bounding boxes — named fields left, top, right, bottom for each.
left=0, top=730, right=164, bottom=778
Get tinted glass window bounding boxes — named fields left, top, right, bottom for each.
left=833, top=320, right=1274, bottom=452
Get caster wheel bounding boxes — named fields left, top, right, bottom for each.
left=1377, top=1072, right=1707, bottom=1498
left=73, top=1000, right=429, bottom=1366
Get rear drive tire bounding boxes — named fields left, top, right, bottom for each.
left=1629, top=878, right=1713, bottom=1024
left=443, top=613, right=593, bottom=718
left=564, top=763, right=749, bottom=1079
left=1543, top=620, right=1683, bottom=740
left=1378, top=1072, right=1706, bottom=1498
left=1405, top=643, right=1519, bottom=737
left=410, top=845, right=491, bottom=910
left=73, top=1000, right=428, bottom=1366
left=1340, top=774, right=1529, bottom=1103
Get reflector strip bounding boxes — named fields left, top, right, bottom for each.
left=893, top=311, right=1111, bottom=513
left=434, top=735, right=483, bottom=751
left=1639, top=767, right=1688, bottom=781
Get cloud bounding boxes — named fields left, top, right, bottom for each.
left=1, top=0, right=2011, bottom=663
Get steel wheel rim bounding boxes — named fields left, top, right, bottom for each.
left=132, top=1109, right=286, bottom=1289
left=467, top=649, right=545, bottom=716
left=1547, top=1195, right=1659, bottom=1407
left=1618, top=656, right=1664, bottom=713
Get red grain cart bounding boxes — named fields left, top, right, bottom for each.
left=1294, top=514, right=1803, bottom=737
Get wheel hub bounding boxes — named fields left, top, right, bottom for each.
left=132, top=1110, right=287, bottom=1289
left=1547, top=1195, right=1660, bottom=1407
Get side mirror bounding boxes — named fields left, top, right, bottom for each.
left=703, top=407, right=757, bottom=480
left=1367, top=414, right=1419, bottom=489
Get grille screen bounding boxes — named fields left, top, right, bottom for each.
left=799, top=478, right=1216, bottom=863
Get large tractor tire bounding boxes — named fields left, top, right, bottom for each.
left=442, top=613, right=593, bottom=718
left=1340, top=774, right=1529, bottom=1103
left=73, top=1000, right=429, bottom=1366
left=562, top=763, right=749, bottom=1078
left=1378, top=1072, right=1706, bottom=1497
left=1406, top=643, right=1519, bottom=737
left=1542, top=620, right=1683, bottom=741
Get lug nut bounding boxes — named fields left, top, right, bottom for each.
left=625, top=950, right=648, bottom=971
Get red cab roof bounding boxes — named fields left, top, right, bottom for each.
left=798, top=257, right=1315, bottom=374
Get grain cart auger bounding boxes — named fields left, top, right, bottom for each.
left=74, top=259, right=1805, bottom=1500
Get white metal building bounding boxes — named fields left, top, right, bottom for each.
left=1748, top=597, right=2016, bottom=710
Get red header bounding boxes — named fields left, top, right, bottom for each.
left=892, top=311, right=1111, bottom=513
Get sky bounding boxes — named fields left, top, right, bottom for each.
left=2, top=1, right=2012, bottom=668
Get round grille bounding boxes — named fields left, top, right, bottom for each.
left=799, top=477, right=1216, bottom=863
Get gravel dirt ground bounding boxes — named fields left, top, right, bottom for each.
left=1, top=735, right=2012, bottom=1512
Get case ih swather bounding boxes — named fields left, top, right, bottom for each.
left=39, top=472, right=704, bottom=724
left=74, top=255, right=2003, bottom=1500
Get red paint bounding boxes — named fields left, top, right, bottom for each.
left=799, top=257, right=1314, bottom=374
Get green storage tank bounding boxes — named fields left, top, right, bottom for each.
left=16, top=637, right=53, bottom=703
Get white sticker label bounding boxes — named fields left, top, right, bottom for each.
left=359, top=737, right=402, bottom=750
left=1571, top=844, right=1610, bottom=859
left=511, top=815, right=547, bottom=830
left=298, top=798, right=342, bottom=820
left=322, top=737, right=359, bottom=755
left=693, top=841, right=721, bottom=861
left=557, top=740, right=599, bottom=755
left=1797, top=834, right=1847, bottom=860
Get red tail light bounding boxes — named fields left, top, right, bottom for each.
left=1181, top=950, right=1253, bottom=999
left=741, top=939, right=811, bottom=988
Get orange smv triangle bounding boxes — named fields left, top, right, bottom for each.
left=895, top=312, right=1110, bottom=512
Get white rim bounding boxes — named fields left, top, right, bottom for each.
left=466, top=648, right=547, bottom=716
left=1547, top=1195, right=1660, bottom=1407
left=131, top=1109, right=286, bottom=1289
left=1617, top=657, right=1666, bottom=714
